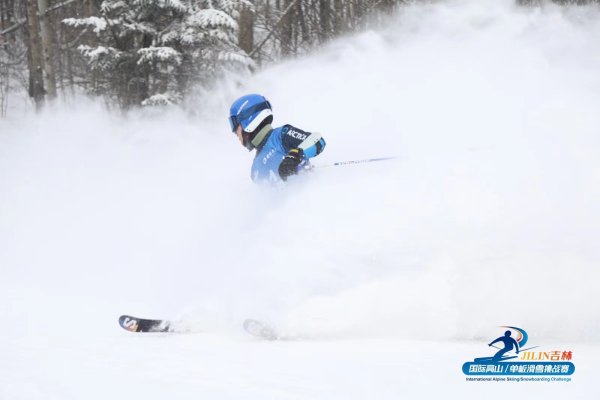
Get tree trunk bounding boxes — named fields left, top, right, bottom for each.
left=37, top=0, right=57, bottom=100
left=333, top=0, right=343, bottom=35
left=318, top=0, right=330, bottom=43
left=280, top=0, right=292, bottom=55
left=238, top=3, right=254, bottom=55
left=25, top=0, right=45, bottom=110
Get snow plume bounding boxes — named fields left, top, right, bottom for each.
left=2, top=0, right=600, bottom=353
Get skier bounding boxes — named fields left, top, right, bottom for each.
left=228, top=94, right=326, bottom=183
left=488, top=330, right=520, bottom=361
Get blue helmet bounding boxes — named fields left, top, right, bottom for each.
left=228, top=94, right=272, bottom=134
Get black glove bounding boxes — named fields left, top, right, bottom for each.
left=278, top=148, right=304, bottom=181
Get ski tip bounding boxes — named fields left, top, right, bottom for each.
left=119, top=315, right=141, bottom=332
left=118, top=315, right=171, bottom=333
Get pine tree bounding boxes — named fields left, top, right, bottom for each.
left=63, top=0, right=253, bottom=108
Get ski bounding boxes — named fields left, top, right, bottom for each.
left=118, top=315, right=172, bottom=333
left=119, top=315, right=289, bottom=340
left=473, top=355, right=518, bottom=362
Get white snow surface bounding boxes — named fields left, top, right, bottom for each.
left=1, top=1, right=600, bottom=398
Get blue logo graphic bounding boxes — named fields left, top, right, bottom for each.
left=462, top=326, right=575, bottom=378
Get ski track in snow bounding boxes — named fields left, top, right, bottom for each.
left=1, top=1, right=600, bottom=398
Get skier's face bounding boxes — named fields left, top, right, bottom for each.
left=235, top=125, right=244, bottom=146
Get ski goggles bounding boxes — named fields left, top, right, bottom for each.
left=229, top=101, right=271, bottom=132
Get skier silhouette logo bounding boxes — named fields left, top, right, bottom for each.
left=463, top=327, right=575, bottom=376
left=473, top=326, right=529, bottom=363
left=489, top=330, right=520, bottom=361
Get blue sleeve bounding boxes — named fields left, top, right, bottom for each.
left=280, top=124, right=326, bottom=158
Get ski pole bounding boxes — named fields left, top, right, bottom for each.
left=310, top=156, right=398, bottom=169
left=489, top=344, right=538, bottom=353
left=518, top=346, right=539, bottom=352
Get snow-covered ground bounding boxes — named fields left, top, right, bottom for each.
left=1, top=1, right=600, bottom=398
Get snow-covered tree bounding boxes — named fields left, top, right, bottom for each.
left=63, top=0, right=253, bottom=108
